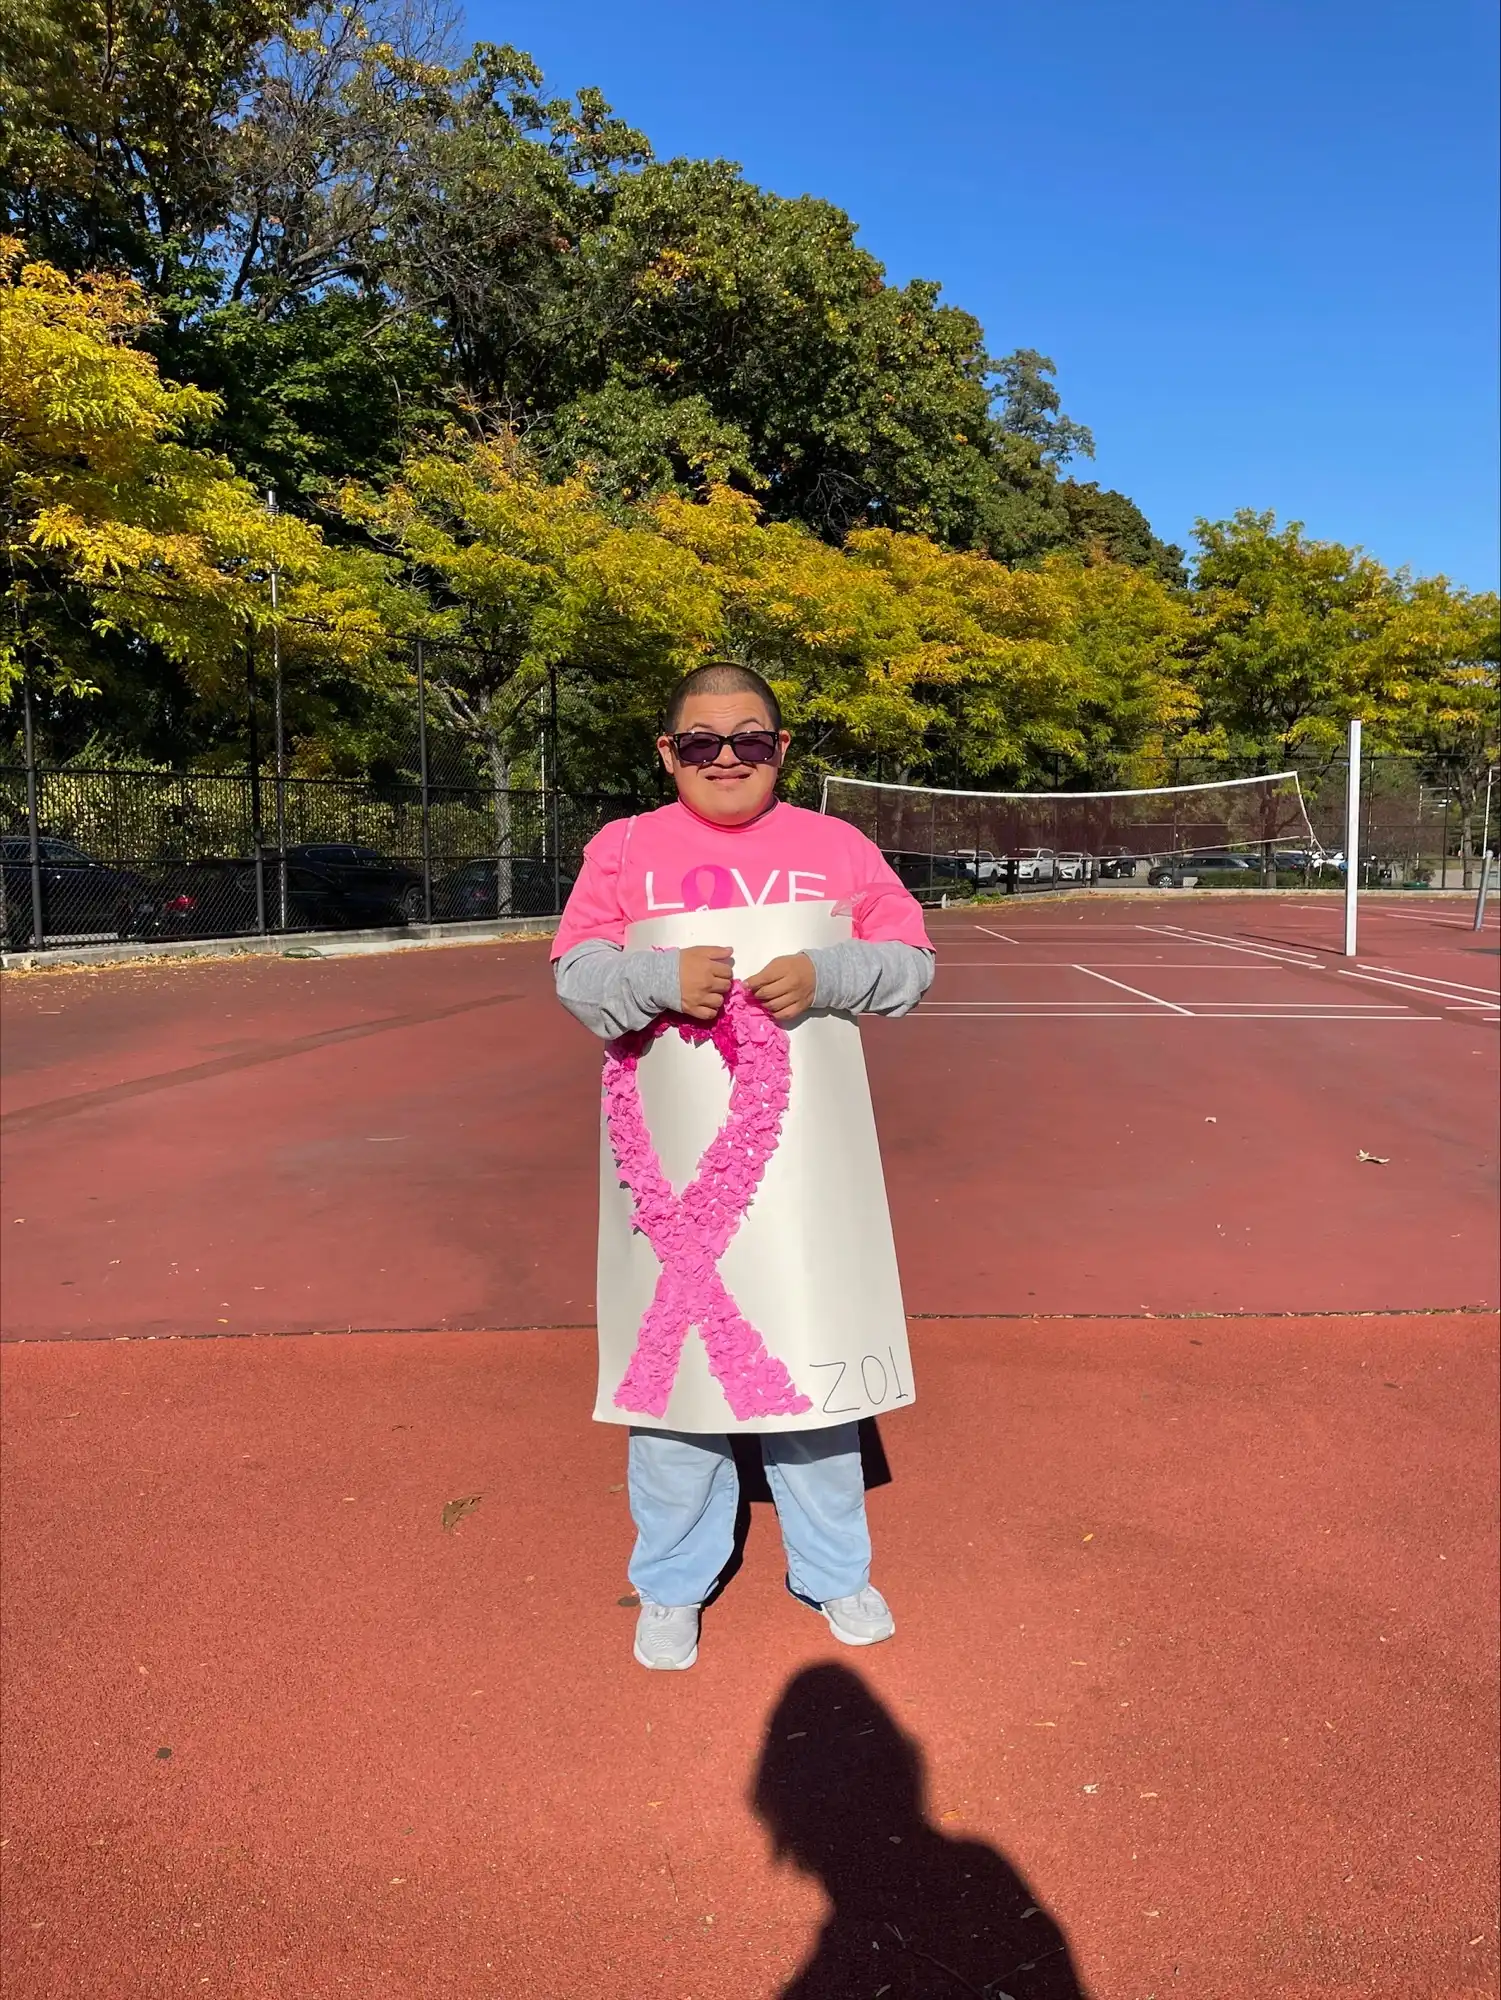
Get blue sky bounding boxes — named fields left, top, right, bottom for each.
left=466, top=0, right=1499, bottom=590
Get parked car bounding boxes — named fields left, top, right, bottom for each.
left=141, top=855, right=420, bottom=940
left=1055, top=851, right=1089, bottom=882
left=1, top=834, right=155, bottom=949
left=1095, top=848, right=1140, bottom=879
left=946, top=848, right=1004, bottom=884
left=1009, top=847, right=1057, bottom=882
left=432, top=856, right=576, bottom=921
left=1148, top=851, right=1260, bottom=886
left=282, top=843, right=425, bottom=921
left=883, top=850, right=975, bottom=896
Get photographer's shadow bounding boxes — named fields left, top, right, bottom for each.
left=752, top=1664, right=1086, bottom=1999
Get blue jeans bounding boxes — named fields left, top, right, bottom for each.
left=627, top=1423, right=871, bottom=1607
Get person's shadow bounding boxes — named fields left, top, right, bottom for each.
left=751, top=1664, right=1088, bottom=1999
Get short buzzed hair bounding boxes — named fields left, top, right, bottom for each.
left=664, top=661, right=782, bottom=734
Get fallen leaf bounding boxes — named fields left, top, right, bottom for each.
left=1081, top=1783, right=1099, bottom=1794
left=1357, top=1150, right=1390, bottom=1165
left=939, top=1810, right=961, bottom=1821
left=441, top=1494, right=482, bottom=1532
left=1140, top=1790, right=1159, bottom=1798
left=1081, top=1533, right=1094, bottom=1543
left=1204, top=1115, right=1217, bottom=1123
left=617, top=1592, right=640, bottom=1608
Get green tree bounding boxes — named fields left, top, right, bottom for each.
left=0, top=0, right=291, bottom=303
left=1059, top=479, right=1187, bottom=586
left=175, top=294, right=450, bottom=505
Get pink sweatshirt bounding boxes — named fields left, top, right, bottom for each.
left=552, top=800, right=932, bottom=957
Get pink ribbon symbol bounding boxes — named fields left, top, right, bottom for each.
left=603, top=983, right=812, bottom=1422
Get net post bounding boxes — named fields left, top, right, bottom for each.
left=1475, top=851, right=1494, bottom=931
left=1343, top=719, right=1362, bottom=957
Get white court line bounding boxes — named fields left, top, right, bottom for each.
left=927, top=1002, right=1410, bottom=1015
left=935, top=961, right=1315, bottom=969
left=1074, top=964, right=1193, bottom=1014
left=1337, top=968, right=1497, bottom=1009
left=1137, top=923, right=1321, bottom=967
left=1353, top=904, right=1498, bottom=926
left=914, top=1010, right=1436, bottom=1022
left=1355, top=962, right=1501, bottom=999
left=972, top=924, right=1022, bottom=944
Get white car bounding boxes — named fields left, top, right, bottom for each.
left=1010, top=847, right=1057, bottom=882
left=948, top=848, right=1003, bottom=884
left=1055, top=851, right=1088, bottom=881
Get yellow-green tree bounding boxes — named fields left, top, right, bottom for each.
left=1383, top=577, right=1500, bottom=884
left=0, top=243, right=389, bottom=730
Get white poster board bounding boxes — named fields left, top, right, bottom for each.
left=594, top=899, right=915, bottom=1434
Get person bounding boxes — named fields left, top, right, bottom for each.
left=553, top=661, right=934, bottom=1670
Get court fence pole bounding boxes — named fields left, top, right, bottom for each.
left=246, top=633, right=267, bottom=935
left=415, top=639, right=433, bottom=922
left=21, top=670, right=45, bottom=950
left=549, top=660, right=562, bottom=914
left=267, top=492, right=288, bottom=931
left=1343, top=718, right=1362, bottom=957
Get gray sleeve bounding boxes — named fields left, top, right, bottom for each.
left=554, top=938, right=682, bottom=1039
left=803, top=940, right=935, bottom=1018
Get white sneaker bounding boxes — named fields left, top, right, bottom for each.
left=633, top=1601, right=700, bottom=1670
left=820, top=1585, right=896, bottom=1647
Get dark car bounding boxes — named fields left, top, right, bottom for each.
left=142, top=855, right=415, bottom=941
left=882, top=850, right=975, bottom=896
left=432, top=856, right=575, bottom=921
left=1095, top=848, right=1140, bottom=879
left=2, top=835, right=155, bottom=949
left=283, top=843, right=425, bottom=922
left=1148, top=850, right=1260, bottom=886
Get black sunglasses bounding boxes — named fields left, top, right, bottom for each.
left=669, top=729, right=782, bottom=767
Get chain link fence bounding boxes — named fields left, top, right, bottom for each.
left=0, top=762, right=638, bottom=951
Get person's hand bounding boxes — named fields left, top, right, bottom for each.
left=745, top=952, right=816, bottom=1023
left=678, top=945, right=734, bottom=1021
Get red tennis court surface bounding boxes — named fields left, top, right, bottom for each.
left=1, top=897, right=1496, bottom=1340
left=2, top=894, right=1498, bottom=1998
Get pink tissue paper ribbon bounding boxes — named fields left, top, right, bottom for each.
left=603, top=981, right=812, bottom=1421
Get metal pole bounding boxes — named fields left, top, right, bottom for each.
left=415, top=639, right=433, bottom=923
left=21, top=672, right=45, bottom=949
left=1474, top=851, right=1494, bottom=931
left=267, top=491, right=288, bottom=929
left=1343, top=718, right=1362, bottom=957
left=1439, top=784, right=1451, bottom=892
left=549, top=661, right=562, bottom=913
left=247, top=633, right=267, bottom=934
